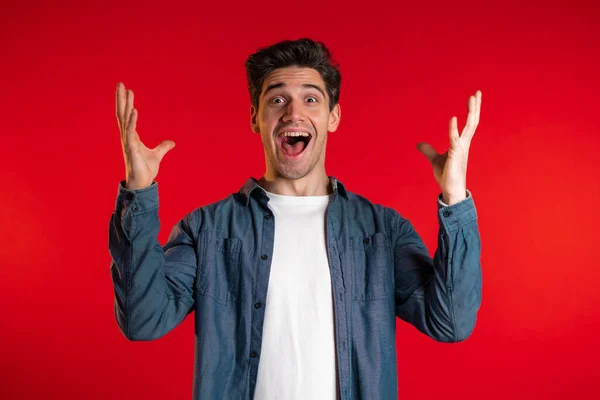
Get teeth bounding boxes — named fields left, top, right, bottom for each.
left=279, top=131, right=310, bottom=137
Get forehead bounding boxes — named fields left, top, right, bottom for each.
left=261, top=66, right=325, bottom=95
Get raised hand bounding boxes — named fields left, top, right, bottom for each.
left=416, top=90, right=482, bottom=205
left=116, top=82, right=176, bottom=190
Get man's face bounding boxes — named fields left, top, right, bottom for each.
left=250, top=66, right=341, bottom=180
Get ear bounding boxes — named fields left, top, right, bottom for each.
left=328, top=103, right=341, bottom=132
left=250, top=105, right=259, bottom=133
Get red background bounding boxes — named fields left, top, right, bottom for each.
left=1, top=0, right=599, bottom=398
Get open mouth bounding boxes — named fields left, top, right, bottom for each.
left=277, top=133, right=312, bottom=157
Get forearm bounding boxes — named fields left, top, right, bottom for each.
left=108, top=181, right=195, bottom=341
left=429, top=205, right=482, bottom=342
left=395, top=191, right=482, bottom=342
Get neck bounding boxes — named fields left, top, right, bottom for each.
left=258, top=168, right=332, bottom=197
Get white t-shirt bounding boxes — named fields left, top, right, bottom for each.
left=253, top=189, right=339, bottom=400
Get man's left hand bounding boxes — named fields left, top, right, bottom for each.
left=416, top=90, right=482, bottom=206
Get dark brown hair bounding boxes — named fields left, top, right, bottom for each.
left=245, top=38, right=341, bottom=112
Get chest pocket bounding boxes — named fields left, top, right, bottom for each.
left=195, top=231, right=242, bottom=306
left=350, top=232, right=393, bottom=301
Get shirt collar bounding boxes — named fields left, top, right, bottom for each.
left=239, top=176, right=348, bottom=206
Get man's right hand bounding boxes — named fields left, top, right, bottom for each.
left=116, top=82, right=176, bottom=190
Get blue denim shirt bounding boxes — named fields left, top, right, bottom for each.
left=109, top=176, right=482, bottom=400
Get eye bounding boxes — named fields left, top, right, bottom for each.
left=271, top=97, right=285, bottom=104
left=306, top=97, right=318, bottom=103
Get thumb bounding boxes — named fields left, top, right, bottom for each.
left=155, top=140, right=176, bottom=161
left=416, top=142, right=439, bottom=165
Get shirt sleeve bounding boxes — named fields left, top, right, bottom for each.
left=108, top=180, right=197, bottom=341
left=393, top=189, right=482, bottom=342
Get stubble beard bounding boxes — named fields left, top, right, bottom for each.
left=272, top=138, right=324, bottom=181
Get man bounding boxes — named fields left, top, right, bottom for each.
left=109, top=38, right=482, bottom=400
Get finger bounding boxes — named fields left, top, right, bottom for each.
left=475, top=90, right=482, bottom=126
left=125, top=89, right=134, bottom=132
left=416, top=142, right=439, bottom=165
left=461, top=95, right=476, bottom=140
left=449, top=116, right=460, bottom=145
left=125, top=107, right=139, bottom=145
left=116, top=83, right=125, bottom=134
left=155, top=140, right=176, bottom=161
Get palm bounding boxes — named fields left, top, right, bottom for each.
left=419, top=141, right=468, bottom=188
left=123, top=135, right=162, bottom=186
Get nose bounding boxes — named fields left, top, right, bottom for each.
left=282, top=98, right=304, bottom=124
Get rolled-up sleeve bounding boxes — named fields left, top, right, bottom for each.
left=394, top=189, right=482, bottom=342
left=108, top=180, right=197, bottom=341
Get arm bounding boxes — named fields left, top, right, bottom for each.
left=394, top=189, right=482, bottom=342
left=109, top=180, right=197, bottom=341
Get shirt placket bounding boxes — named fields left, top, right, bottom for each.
left=249, top=195, right=275, bottom=398
left=326, top=194, right=351, bottom=400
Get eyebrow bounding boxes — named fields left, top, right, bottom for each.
left=262, top=82, right=326, bottom=99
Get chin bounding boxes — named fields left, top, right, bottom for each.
left=277, top=168, right=310, bottom=180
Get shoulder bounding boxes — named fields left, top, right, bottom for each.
left=344, top=189, right=405, bottom=222
left=343, top=189, right=410, bottom=245
left=178, top=192, right=242, bottom=232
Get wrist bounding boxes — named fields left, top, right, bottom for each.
left=442, top=191, right=467, bottom=206
left=126, top=180, right=154, bottom=191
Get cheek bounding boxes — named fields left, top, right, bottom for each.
left=260, top=113, right=279, bottom=131
left=261, top=104, right=281, bottom=118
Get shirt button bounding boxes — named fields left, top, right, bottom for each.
left=363, top=237, right=371, bottom=245
left=250, top=351, right=258, bottom=358
left=132, top=206, right=138, bottom=212
left=443, top=211, right=452, bottom=217
left=254, top=302, right=262, bottom=309
left=264, top=213, right=272, bottom=219
left=261, top=254, right=268, bottom=260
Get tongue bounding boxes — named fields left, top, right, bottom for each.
left=282, top=139, right=306, bottom=155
